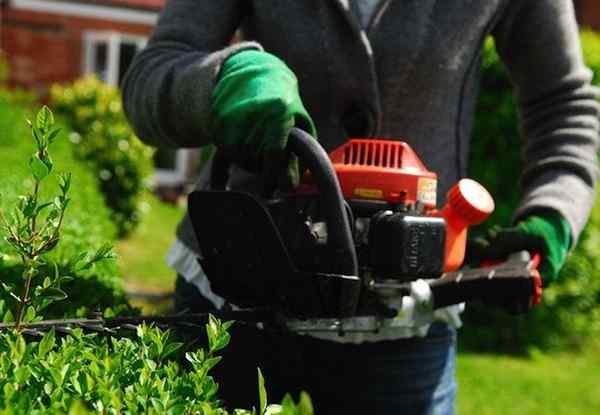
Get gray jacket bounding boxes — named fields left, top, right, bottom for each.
left=122, top=0, right=600, bottom=252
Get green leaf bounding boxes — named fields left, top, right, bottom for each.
left=150, top=398, right=165, bottom=412
left=30, top=154, right=50, bottom=181
left=3, top=309, right=14, bottom=323
left=14, top=366, right=30, bottom=384
left=203, top=356, right=222, bottom=372
left=54, top=196, right=62, bottom=210
left=66, top=251, right=87, bottom=268
left=31, top=125, right=42, bottom=150
left=58, top=172, right=72, bottom=194
left=207, top=314, right=219, bottom=351
left=68, top=400, right=88, bottom=415
left=145, top=359, right=157, bottom=371
left=35, top=202, right=53, bottom=216
left=38, top=328, right=56, bottom=357
left=42, top=154, right=53, bottom=174
left=3, top=383, right=15, bottom=400
left=41, top=287, right=68, bottom=301
left=161, top=342, right=183, bottom=360
left=136, top=324, right=146, bottom=340
left=48, top=128, right=61, bottom=144
left=297, top=392, right=314, bottom=415
left=185, top=352, right=199, bottom=365
left=70, top=373, right=86, bottom=396
left=213, top=333, right=231, bottom=353
left=49, top=367, right=62, bottom=386
left=23, top=306, right=36, bottom=323
left=52, top=261, right=60, bottom=281
left=258, top=368, right=267, bottom=415
left=59, top=275, right=74, bottom=284
left=167, top=404, right=187, bottom=415
left=280, top=395, right=297, bottom=414
left=46, top=207, right=60, bottom=221
left=264, top=405, right=283, bottom=415
left=21, top=195, right=36, bottom=218
left=36, top=105, right=54, bottom=133
left=12, top=334, right=26, bottom=362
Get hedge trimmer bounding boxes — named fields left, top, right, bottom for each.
left=0, top=128, right=542, bottom=337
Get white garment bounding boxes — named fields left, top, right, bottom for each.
left=166, top=238, right=225, bottom=309
left=354, top=0, right=383, bottom=29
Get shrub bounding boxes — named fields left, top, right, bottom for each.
left=0, top=318, right=313, bottom=414
left=0, top=322, right=228, bottom=413
left=0, top=100, right=131, bottom=318
left=50, top=76, right=154, bottom=237
left=462, top=32, right=600, bottom=352
left=0, top=106, right=311, bottom=414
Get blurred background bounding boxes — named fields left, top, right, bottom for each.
left=0, top=1, right=600, bottom=413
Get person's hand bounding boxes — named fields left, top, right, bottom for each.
left=469, top=210, right=572, bottom=284
left=209, top=50, right=316, bottom=188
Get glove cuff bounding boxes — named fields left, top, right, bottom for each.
left=518, top=210, right=572, bottom=283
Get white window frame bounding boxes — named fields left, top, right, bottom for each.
left=82, top=30, right=147, bottom=86
left=153, top=149, right=202, bottom=188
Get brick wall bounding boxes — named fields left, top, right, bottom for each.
left=1, top=7, right=153, bottom=95
left=575, top=0, right=600, bottom=30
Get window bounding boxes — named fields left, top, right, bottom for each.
left=82, top=30, right=201, bottom=189
left=82, top=31, right=146, bottom=86
left=153, top=148, right=203, bottom=189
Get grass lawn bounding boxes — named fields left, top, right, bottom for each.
left=457, top=343, right=600, bottom=414
left=116, top=188, right=600, bottom=414
left=115, top=191, right=184, bottom=293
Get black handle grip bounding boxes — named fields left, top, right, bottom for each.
left=429, top=260, right=540, bottom=314
left=287, top=129, right=360, bottom=317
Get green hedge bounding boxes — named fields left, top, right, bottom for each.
left=50, top=76, right=154, bottom=237
left=0, top=98, right=132, bottom=318
left=0, top=103, right=309, bottom=415
left=462, top=31, right=600, bottom=352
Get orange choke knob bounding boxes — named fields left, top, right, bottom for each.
left=441, top=179, right=495, bottom=272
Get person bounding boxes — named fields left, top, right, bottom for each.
left=122, top=1, right=599, bottom=413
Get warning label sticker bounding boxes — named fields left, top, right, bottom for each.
left=417, top=178, right=437, bottom=205
left=354, top=187, right=384, bottom=199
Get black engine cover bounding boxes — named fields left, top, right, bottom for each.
left=368, top=211, right=446, bottom=280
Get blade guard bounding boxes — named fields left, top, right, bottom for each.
left=187, top=190, right=359, bottom=318
left=188, top=129, right=361, bottom=318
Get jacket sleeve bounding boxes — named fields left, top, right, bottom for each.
left=491, top=0, right=600, bottom=242
left=121, top=0, right=261, bottom=148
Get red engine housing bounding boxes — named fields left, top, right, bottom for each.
left=328, top=139, right=438, bottom=208
left=299, top=138, right=495, bottom=272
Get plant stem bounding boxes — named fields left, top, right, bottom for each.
left=14, top=260, right=36, bottom=330
left=30, top=180, right=40, bottom=234
left=33, top=207, right=65, bottom=257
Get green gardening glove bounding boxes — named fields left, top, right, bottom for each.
left=209, top=50, right=317, bottom=188
left=469, top=210, right=572, bottom=284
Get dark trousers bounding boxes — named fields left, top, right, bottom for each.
left=175, top=276, right=456, bottom=414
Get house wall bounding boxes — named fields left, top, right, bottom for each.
left=1, top=7, right=154, bottom=95
left=576, top=0, right=600, bottom=30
